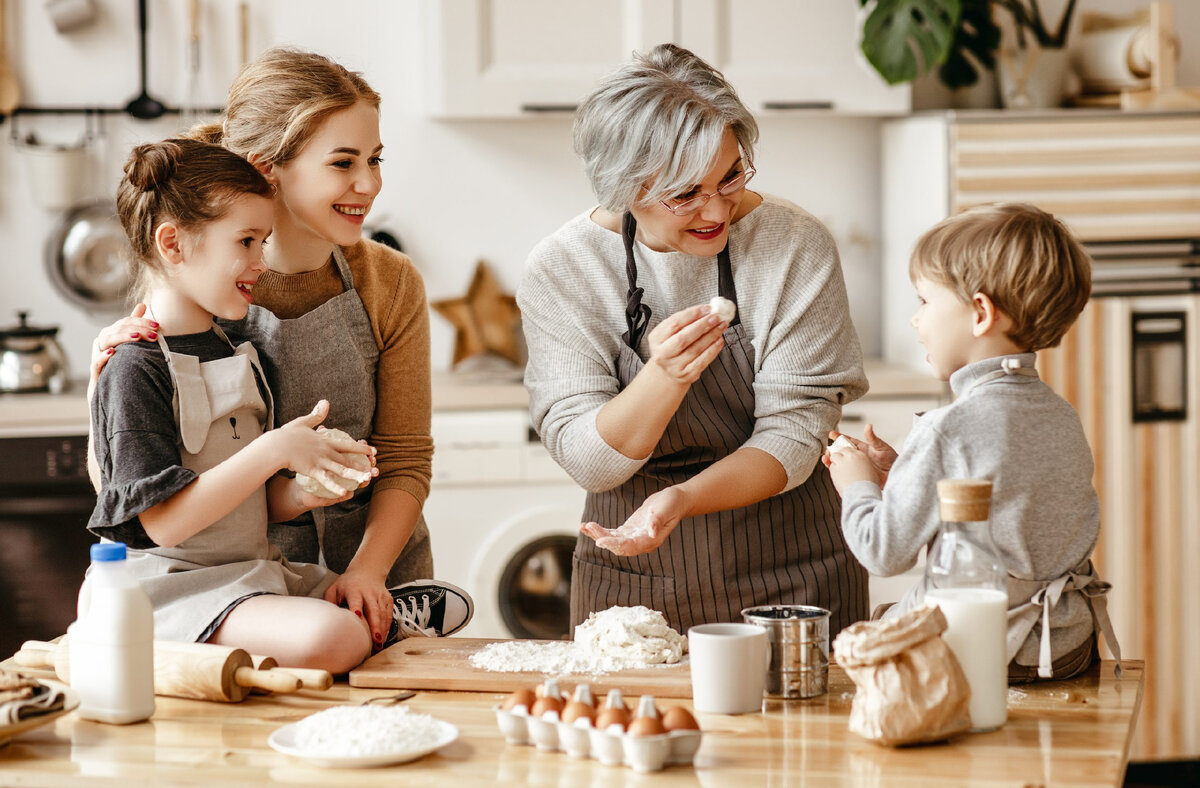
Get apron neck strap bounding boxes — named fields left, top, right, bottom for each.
left=621, top=212, right=652, bottom=351
left=331, top=246, right=355, bottom=291
left=619, top=213, right=738, bottom=350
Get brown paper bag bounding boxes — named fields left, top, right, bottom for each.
left=833, top=604, right=971, bottom=746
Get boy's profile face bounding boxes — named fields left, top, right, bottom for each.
left=910, top=276, right=977, bottom=381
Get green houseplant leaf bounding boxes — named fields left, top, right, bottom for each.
left=860, top=0, right=961, bottom=85
left=938, top=0, right=1002, bottom=89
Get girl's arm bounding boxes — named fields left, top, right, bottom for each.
left=142, top=402, right=369, bottom=548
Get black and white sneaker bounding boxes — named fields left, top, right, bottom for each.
left=383, top=580, right=474, bottom=646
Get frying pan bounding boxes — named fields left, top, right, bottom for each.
left=45, top=200, right=134, bottom=312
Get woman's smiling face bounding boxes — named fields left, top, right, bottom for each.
left=629, top=128, right=751, bottom=255
left=269, top=100, right=383, bottom=250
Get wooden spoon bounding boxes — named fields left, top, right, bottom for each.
left=0, top=0, right=20, bottom=115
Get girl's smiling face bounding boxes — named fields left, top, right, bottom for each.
left=269, top=100, right=383, bottom=253
left=175, top=193, right=273, bottom=323
left=629, top=128, right=752, bottom=256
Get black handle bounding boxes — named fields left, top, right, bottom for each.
left=520, top=104, right=578, bottom=114
left=138, top=0, right=149, bottom=90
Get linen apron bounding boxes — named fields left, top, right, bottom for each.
left=571, top=214, right=869, bottom=637
left=224, top=247, right=432, bottom=586
left=95, top=324, right=334, bottom=643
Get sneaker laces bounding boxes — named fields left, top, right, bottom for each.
left=394, top=593, right=437, bottom=638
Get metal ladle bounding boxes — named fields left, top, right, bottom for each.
left=124, top=0, right=165, bottom=120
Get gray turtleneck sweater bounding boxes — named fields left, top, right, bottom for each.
left=841, top=353, right=1101, bottom=666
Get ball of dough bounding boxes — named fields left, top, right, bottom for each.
left=827, top=434, right=856, bottom=455
left=295, top=428, right=373, bottom=499
left=709, top=296, right=736, bottom=323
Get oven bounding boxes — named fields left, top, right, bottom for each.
left=0, top=390, right=95, bottom=659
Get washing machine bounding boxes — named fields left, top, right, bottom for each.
left=424, top=408, right=586, bottom=640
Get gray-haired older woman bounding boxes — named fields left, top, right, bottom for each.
left=516, top=43, right=869, bottom=637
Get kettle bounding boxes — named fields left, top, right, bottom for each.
left=0, top=311, right=69, bottom=393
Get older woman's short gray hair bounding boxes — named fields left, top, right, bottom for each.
left=573, top=43, right=759, bottom=213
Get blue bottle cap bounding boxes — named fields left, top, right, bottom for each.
left=90, top=542, right=127, bottom=562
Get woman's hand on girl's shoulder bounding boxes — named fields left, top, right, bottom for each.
left=87, top=303, right=160, bottom=399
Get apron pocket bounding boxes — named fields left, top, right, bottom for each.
left=569, top=555, right=676, bottom=632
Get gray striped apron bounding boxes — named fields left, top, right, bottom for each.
left=571, top=214, right=868, bottom=637
left=221, top=248, right=432, bottom=586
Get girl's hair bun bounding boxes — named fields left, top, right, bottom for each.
left=125, top=140, right=182, bottom=192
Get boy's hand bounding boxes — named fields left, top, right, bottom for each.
left=825, top=443, right=882, bottom=496
left=822, top=424, right=898, bottom=487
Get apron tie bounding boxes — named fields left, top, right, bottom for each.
left=1007, top=560, right=1122, bottom=678
left=621, top=212, right=653, bottom=351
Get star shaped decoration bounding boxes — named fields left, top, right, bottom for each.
left=431, top=260, right=523, bottom=367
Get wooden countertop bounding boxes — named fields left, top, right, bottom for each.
left=0, top=660, right=1141, bottom=786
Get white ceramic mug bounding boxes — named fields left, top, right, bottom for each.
left=687, top=623, right=769, bottom=714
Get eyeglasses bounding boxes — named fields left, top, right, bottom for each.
left=659, top=164, right=756, bottom=216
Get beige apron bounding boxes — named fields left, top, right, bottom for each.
left=92, top=323, right=334, bottom=643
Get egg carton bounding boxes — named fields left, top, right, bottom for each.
left=493, top=698, right=702, bottom=773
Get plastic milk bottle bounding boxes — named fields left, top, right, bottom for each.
left=924, top=479, right=1008, bottom=732
left=69, top=542, right=155, bottom=723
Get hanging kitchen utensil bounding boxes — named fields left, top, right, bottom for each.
left=0, top=0, right=20, bottom=116
left=179, top=0, right=202, bottom=128
left=124, top=0, right=165, bottom=119
left=46, top=200, right=134, bottom=312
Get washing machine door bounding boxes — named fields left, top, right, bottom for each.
left=469, top=501, right=582, bottom=641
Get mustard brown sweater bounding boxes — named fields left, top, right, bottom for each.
left=250, top=240, right=433, bottom=507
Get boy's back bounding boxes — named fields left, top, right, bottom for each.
left=841, top=353, right=1101, bottom=668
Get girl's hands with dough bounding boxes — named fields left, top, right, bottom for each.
left=647, top=304, right=728, bottom=385
left=581, top=486, right=689, bottom=556
left=268, top=400, right=376, bottom=497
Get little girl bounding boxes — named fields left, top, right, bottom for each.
left=88, top=138, right=380, bottom=672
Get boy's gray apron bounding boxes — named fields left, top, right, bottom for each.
left=229, top=248, right=432, bottom=585
left=100, top=323, right=334, bottom=643
left=571, top=214, right=868, bottom=637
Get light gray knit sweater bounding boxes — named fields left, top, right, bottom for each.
left=517, top=194, right=867, bottom=494
left=841, top=353, right=1101, bottom=665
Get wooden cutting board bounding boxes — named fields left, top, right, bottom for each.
left=348, top=638, right=693, bottom=698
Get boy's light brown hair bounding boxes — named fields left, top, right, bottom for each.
left=909, top=202, right=1092, bottom=352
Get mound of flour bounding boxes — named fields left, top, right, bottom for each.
left=469, top=605, right=687, bottom=675
left=291, top=706, right=445, bottom=757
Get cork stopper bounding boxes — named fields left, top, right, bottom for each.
left=936, top=479, right=993, bottom=522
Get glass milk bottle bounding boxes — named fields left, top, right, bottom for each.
left=924, top=479, right=1008, bottom=732
left=69, top=542, right=155, bottom=723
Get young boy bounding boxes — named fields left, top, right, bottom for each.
left=826, top=202, right=1119, bottom=682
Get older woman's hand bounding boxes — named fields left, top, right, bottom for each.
left=647, top=304, right=728, bottom=385
left=580, top=486, right=689, bottom=556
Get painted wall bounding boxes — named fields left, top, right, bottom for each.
left=1, top=0, right=1196, bottom=381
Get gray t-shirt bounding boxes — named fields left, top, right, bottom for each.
left=517, top=194, right=867, bottom=493
left=88, top=330, right=269, bottom=548
left=841, top=353, right=1101, bottom=664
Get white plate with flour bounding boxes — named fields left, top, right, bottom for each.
left=268, top=708, right=458, bottom=768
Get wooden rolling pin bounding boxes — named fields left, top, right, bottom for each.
left=15, top=639, right=330, bottom=703
left=250, top=654, right=333, bottom=692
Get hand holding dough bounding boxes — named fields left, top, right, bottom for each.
left=295, top=429, right=373, bottom=499
left=828, top=434, right=856, bottom=455
left=709, top=296, right=736, bottom=323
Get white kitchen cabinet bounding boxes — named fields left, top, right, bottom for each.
left=420, top=0, right=908, bottom=118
